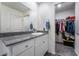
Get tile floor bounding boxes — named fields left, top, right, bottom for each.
left=55, top=43, right=77, bottom=56
left=45, top=33, right=77, bottom=56
left=45, top=43, right=77, bottom=56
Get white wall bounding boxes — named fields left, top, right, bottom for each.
left=49, top=4, right=55, bottom=54
left=0, top=3, right=1, bottom=31
left=75, top=2, right=79, bottom=56
left=38, top=3, right=55, bottom=54
left=56, top=8, right=75, bottom=19
left=0, top=4, right=30, bottom=33
left=1, top=4, right=23, bottom=33
left=22, top=16, right=30, bottom=31
left=22, top=2, right=39, bottom=30
left=24, top=2, right=55, bottom=54
left=29, top=10, right=38, bottom=30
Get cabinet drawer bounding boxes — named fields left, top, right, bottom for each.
left=35, top=35, right=48, bottom=47
left=35, top=36, right=48, bottom=56
left=35, top=41, right=48, bottom=56
left=42, top=42, right=48, bottom=55
left=12, top=40, right=34, bottom=56
left=35, top=44, right=44, bottom=56
left=18, top=47, right=34, bottom=56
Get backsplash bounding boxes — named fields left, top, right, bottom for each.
left=0, top=31, right=33, bottom=38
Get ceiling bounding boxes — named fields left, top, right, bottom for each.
left=55, top=2, right=75, bottom=13
left=2, top=2, right=75, bottom=14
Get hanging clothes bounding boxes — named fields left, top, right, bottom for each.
left=66, top=20, right=75, bottom=35
left=59, top=20, right=65, bottom=39
left=59, top=20, right=65, bottom=32
left=65, top=21, right=68, bottom=32
left=55, top=21, right=59, bottom=35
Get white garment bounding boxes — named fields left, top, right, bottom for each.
left=0, top=40, right=10, bottom=56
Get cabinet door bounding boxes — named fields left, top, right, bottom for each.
left=35, top=42, right=48, bottom=56
left=42, top=41, right=48, bottom=55
left=35, top=35, right=48, bottom=56
left=35, top=34, right=48, bottom=47
left=17, top=47, right=34, bottom=56
left=7, top=46, right=12, bottom=56
left=35, top=45, right=44, bottom=56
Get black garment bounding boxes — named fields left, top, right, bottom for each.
left=65, top=21, right=68, bottom=32
left=62, top=32, right=66, bottom=39
left=65, top=21, right=75, bottom=35
left=56, top=22, right=59, bottom=35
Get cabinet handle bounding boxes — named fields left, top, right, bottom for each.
left=43, top=41, right=45, bottom=43
left=25, top=45, right=28, bottom=47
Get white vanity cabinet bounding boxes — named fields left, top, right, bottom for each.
left=8, top=39, right=34, bottom=56
left=7, top=34, right=48, bottom=56
left=35, top=34, right=48, bottom=56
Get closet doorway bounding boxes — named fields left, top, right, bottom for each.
left=55, top=2, right=76, bottom=56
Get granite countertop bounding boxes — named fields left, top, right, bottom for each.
left=0, top=32, right=48, bottom=46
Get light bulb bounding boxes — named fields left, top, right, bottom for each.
left=57, top=4, right=62, bottom=8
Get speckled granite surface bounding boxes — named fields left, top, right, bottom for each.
left=0, top=32, right=47, bottom=46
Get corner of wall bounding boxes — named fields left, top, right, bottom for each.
left=75, top=49, right=79, bottom=56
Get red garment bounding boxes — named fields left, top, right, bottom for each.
left=61, top=21, right=64, bottom=32
left=66, top=16, right=75, bottom=21
left=59, top=21, right=65, bottom=32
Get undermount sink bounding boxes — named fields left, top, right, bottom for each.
left=31, top=32, right=44, bottom=36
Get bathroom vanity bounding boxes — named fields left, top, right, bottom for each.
left=0, top=32, right=48, bottom=56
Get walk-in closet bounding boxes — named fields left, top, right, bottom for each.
left=55, top=2, right=76, bottom=56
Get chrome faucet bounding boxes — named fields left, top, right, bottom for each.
left=33, top=28, right=37, bottom=32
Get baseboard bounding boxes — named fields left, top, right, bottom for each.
left=48, top=50, right=56, bottom=55
left=45, top=51, right=61, bottom=56
left=56, top=41, right=63, bottom=44
left=75, top=49, right=79, bottom=56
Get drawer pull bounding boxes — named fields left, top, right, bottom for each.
left=43, top=41, right=45, bottom=43
left=25, top=45, right=28, bottom=47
